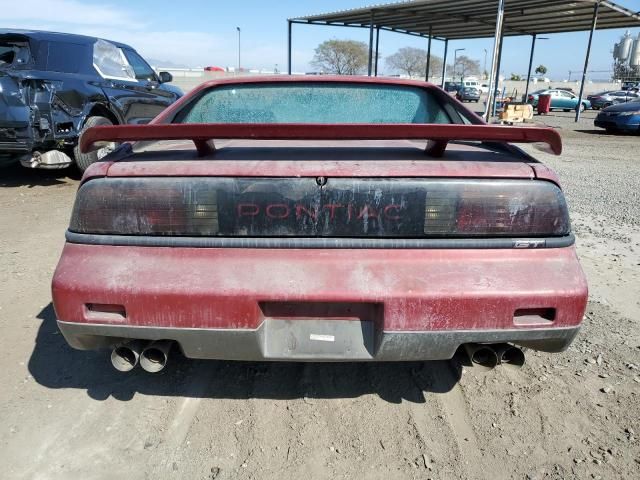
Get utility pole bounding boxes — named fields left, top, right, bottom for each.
left=236, top=27, right=241, bottom=73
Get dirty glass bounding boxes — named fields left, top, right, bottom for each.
left=179, top=83, right=451, bottom=124
left=92, top=39, right=135, bottom=81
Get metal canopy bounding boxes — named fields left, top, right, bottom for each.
left=287, top=0, right=640, bottom=122
left=290, top=0, right=640, bottom=40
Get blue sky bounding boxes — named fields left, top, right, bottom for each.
left=5, top=0, right=640, bottom=79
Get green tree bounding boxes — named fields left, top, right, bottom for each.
left=311, top=39, right=369, bottom=75
left=535, top=64, right=548, bottom=75
left=510, top=73, right=522, bottom=81
left=385, top=46, right=443, bottom=78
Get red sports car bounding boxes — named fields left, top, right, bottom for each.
left=52, top=77, right=587, bottom=373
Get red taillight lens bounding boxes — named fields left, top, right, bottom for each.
left=70, top=179, right=219, bottom=236
left=70, top=178, right=570, bottom=238
left=422, top=181, right=569, bottom=237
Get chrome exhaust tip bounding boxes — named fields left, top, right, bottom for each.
left=140, top=340, right=173, bottom=373
left=463, top=344, right=499, bottom=371
left=111, top=340, right=145, bottom=372
left=495, top=344, right=525, bottom=369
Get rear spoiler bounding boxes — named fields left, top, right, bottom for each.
left=80, top=123, right=562, bottom=157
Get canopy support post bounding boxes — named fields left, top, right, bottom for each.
left=524, top=34, right=537, bottom=101
left=287, top=20, right=292, bottom=75
left=425, top=26, right=432, bottom=82
left=484, top=0, right=505, bottom=121
left=368, top=11, right=375, bottom=76
left=374, top=26, right=380, bottom=76
left=492, top=23, right=505, bottom=118
left=441, top=39, right=448, bottom=87
left=576, top=1, right=600, bottom=122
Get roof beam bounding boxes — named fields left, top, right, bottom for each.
left=290, top=0, right=640, bottom=40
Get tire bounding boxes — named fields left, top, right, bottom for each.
left=580, top=103, right=586, bottom=112
left=73, top=116, right=117, bottom=172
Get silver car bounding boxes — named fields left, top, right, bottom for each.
left=588, top=90, right=639, bottom=110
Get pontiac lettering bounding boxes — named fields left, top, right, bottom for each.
left=237, top=202, right=403, bottom=222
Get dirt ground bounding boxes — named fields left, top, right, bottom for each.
left=0, top=111, right=638, bottom=480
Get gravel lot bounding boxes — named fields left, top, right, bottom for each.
left=0, top=112, right=638, bottom=480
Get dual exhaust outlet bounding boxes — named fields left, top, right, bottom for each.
left=463, top=343, right=525, bottom=371
left=111, top=340, right=173, bottom=373
left=111, top=340, right=523, bottom=372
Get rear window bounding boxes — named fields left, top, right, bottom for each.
left=177, top=83, right=452, bottom=124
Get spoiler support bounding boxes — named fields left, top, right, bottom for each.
left=80, top=123, right=562, bottom=157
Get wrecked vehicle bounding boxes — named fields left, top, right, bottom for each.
left=52, top=77, right=588, bottom=373
left=0, top=29, right=180, bottom=171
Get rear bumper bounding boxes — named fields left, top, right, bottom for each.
left=52, top=243, right=588, bottom=361
left=57, top=320, right=580, bottom=361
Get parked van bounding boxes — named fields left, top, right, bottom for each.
left=462, top=79, right=487, bottom=93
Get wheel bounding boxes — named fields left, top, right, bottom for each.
left=579, top=103, right=586, bottom=112
left=73, top=116, right=117, bottom=172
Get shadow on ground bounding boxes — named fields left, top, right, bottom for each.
left=29, top=304, right=463, bottom=404
left=0, top=162, right=81, bottom=188
left=574, top=129, right=637, bottom=136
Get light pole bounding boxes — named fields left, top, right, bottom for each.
left=236, top=27, right=241, bottom=74
left=483, top=48, right=487, bottom=79
left=454, top=48, right=465, bottom=81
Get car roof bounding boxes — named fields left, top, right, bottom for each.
left=169, top=75, right=448, bottom=97
left=0, top=28, right=132, bottom=50
left=602, top=98, right=640, bottom=111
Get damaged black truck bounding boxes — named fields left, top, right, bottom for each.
left=0, top=30, right=181, bottom=171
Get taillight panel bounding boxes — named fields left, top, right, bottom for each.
left=69, top=177, right=570, bottom=238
